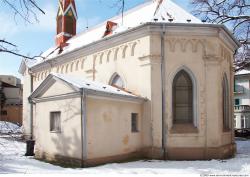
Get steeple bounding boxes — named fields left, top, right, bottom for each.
left=56, top=0, right=77, bottom=46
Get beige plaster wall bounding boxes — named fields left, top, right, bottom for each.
left=159, top=35, right=235, bottom=149
left=34, top=97, right=82, bottom=159
left=41, top=81, right=76, bottom=98
left=86, top=97, right=143, bottom=159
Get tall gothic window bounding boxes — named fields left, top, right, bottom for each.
left=110, top=74, right=124, bottom=88
left=222, top=74, right=230, bottom=130
left=173, top=70, right=193, bottom=124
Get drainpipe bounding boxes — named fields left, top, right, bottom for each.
left=25, top=70, right=35, bottom=157
left=161, top=24, right=167, bottom=159
left=80, top=88, right=87, bottom=167
left=29, top=70, right=34, bottom=140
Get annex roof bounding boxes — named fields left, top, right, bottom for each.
left=29, top=73, right=144, bottom=102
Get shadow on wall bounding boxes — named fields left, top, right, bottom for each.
left=38, top=99, right=83, bottom=167
left=38, top=129, right=82, bottom=168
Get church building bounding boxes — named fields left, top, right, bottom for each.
left=19, top=0, right=240, bottom=167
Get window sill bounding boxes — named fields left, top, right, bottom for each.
left=50, top=131, right=61, bottom=133
left=170, top=124, right=198, bottom=134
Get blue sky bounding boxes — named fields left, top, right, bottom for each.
left=0, top=0, right=190, bottom=78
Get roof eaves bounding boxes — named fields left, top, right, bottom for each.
left=83, top=88, right=147, bottom=103
left=31, top=22, right=240, bottom=71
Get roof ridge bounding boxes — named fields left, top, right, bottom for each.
left=70, top=1, right=155, bottom=40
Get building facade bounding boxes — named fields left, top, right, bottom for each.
left=0, top=76, right=23, bottom=125
left=234, top=69, right=250, bottom=129
left=19, top=0, right=240, bottom=166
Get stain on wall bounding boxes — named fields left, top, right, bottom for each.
left=123, top=135, right=129, bottom=145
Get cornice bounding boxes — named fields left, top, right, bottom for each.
left=30, top=23, right=240, bottom=73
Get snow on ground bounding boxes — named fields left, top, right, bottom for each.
left=0, top=136, right=250, bottom=174
left=0, top=121, right=22, bottom=134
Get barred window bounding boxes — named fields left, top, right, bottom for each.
left=173, top=70, right=193, bottom=124
left=50, top=112, right=61, bottom=132
left=131, top=113, right=139, bottom=132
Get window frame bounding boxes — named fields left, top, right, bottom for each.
left=172, top=70, right=193, bottom=124
left=109, top=73, right=125, bottom=89
left=50, top=111, right=61, bottom=133
left=172, top=68, right=198, bottom=127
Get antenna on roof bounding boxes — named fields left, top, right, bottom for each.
left=121, top=0, right=125, bottom=25
left=85, top=17, right=89, bottom=30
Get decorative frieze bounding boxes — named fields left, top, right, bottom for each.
left=166, top=38, right=206, bottom=54
left=95, top=40, right=140, bottom=65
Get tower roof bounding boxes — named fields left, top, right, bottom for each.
left=58, top=0, right=77, bottom=18
left=59, top=0, right=76, bottom=11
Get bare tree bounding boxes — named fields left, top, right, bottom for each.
left=0, top=0, right=45, bottom=59
left=191, top=0, right=250, bottom=71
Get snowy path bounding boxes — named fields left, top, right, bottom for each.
left=0, top=136, right=250, bottom=174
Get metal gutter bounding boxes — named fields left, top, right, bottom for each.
left=160, top=23, right=167, bottom=159
left=80, top=88, right=87, bottom=167
left=30, top=92, right=81, bottom=103
left=29, top=71, right=34, bottom=140
left=84, top=89, right=146, bottom=103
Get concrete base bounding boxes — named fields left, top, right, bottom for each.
left=35, top=143, right=236, bottom=167
left=166, top=143, right=236, bottom=160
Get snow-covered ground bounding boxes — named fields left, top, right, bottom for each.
left=0, top=136, right=250, bottom=175
left=0, top=121, right=22, bottom=134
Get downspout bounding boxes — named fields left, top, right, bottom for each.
left=29, top=70, right=34, bottom=140
left=161, top=23, right=167, bottom=159
left=80, top=88, right=87, bottom=167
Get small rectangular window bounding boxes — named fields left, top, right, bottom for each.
left=235, top=99, right=240, bottom=106
left=50, top=112, right=61, bottom=132
left=131, top=113, right=139, bottom=133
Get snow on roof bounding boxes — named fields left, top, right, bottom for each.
left=52, top=73, right=141, bottom=99
left=31, top=0, right=201, bottom=65
left=235, top=69, right=250, bottom=76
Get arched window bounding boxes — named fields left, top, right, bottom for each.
left=173, top=70, right=193, bottom=124
left=222, top=74, right=230, bottom=130
left=110, top=74, right=124, bottom=88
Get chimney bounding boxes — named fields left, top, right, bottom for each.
left=103, top=21, right=118, bottom=37
left=56, top=0, right=77, bottom=46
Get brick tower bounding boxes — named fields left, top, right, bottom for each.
left=56, top=0, right=77, bottom=46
